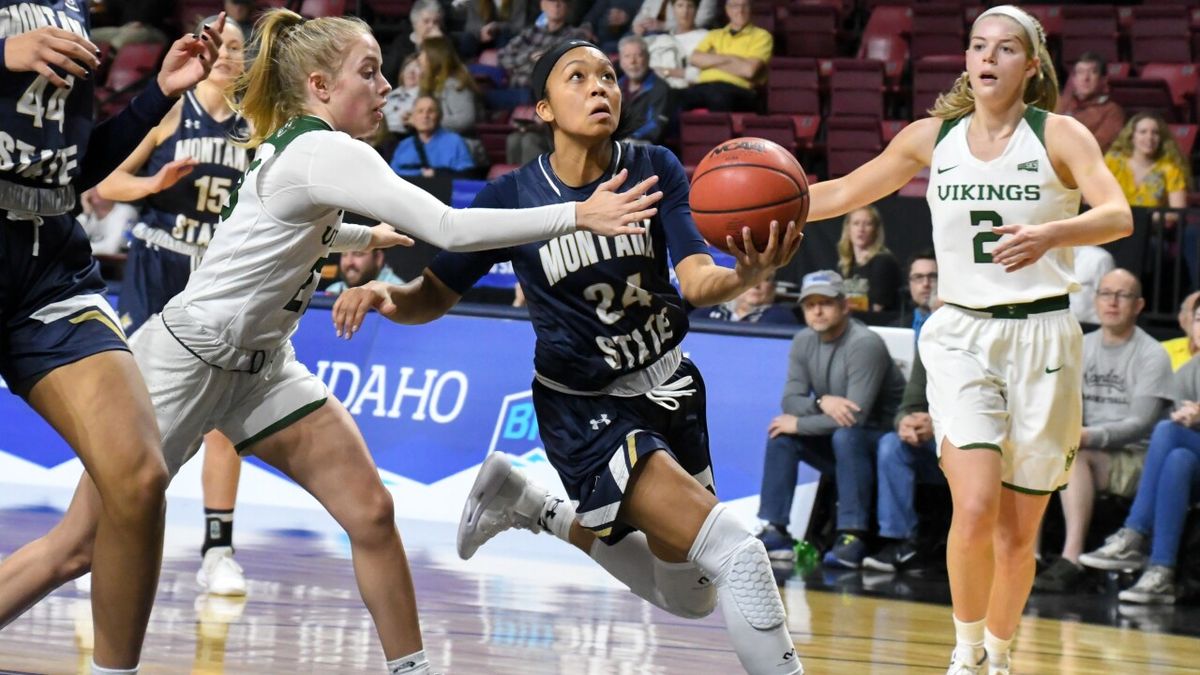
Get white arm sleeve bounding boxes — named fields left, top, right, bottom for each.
left=329, top=223, right=374, bottom=252
left=264, top=131, right=577, bottom=252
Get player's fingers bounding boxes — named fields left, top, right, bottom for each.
left=47, top=27, right=100, bottom=61
left=622, top=207, right=656, bottom=225
left=52, top=35, right=101, bottom=70
left=393, top=233, right=416, bottom=247
left=595, top=168, right=628, bottom=192
left=740, top=227, right=759, bottom=261
left=627, top=175, right=659, bottom=199
left=35, top=62, right=69, bottom=89
left=332, top=298, right=349, bottom=337
left=45, top=41, right=91, bottom=78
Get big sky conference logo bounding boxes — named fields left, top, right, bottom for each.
left=489, top=391, right=551, bottom=468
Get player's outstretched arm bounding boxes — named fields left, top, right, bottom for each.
left=300, top=136, right=660, bottom=251
left=332, top=270, right=460, bottom=339
left=806, top=117, right=939, bottom=223
left=674, top=219, right=803, bottom=307
left=95, top=105, right=197, bottom=201
left=991, top=115, right=1133, bottom=273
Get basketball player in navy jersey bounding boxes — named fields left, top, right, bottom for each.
left=95, top=17, right=251, bottom=598
left=0, top=5, right=223, bottom=673
left=334, top=40, right=807, bottom=674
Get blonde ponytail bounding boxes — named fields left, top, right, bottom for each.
left=230, top=9, right=372, bottom=148
left=930, top=7, right=1056, bottom=120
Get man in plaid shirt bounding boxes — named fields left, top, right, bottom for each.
left=500, top=0, right=591, bottom=89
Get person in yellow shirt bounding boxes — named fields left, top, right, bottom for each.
left=1104, top=113, right=1190, bottom=209
left=681, top=0, right=772, bottom=112
left=1163, top=291, right=1200, bottom=371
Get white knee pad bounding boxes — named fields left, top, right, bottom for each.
left=652, top=558, right=717, bottom=619
left=689, top=504, right=786, bottom=630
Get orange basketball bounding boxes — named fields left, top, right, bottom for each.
left=689, top=137, right=810, bottom=254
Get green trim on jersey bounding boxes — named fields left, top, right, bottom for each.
left=959, top=442, right=1003, bottom=454
left=935, top=115, right=967, bottom=147
left=1002, top=480, right=1064, bottom=495
left=234, top=397, right=328, bottom=453
left=266, top=115, right=334, bottom=151
left=1023, top=106, right=1048, bottom=149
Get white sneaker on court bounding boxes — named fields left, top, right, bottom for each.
left=457, top=452, right=547, bottom=560
left=197, top=547, right=247, bottom=596
left=946, top=645, right=986, bottom=675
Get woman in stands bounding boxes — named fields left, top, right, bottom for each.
left=1104, top=112, right=1190, bottom=213
left=836, top=205, right=902, bottom=312
left=796, top=6, right=1131, bottom=674
left=95, top=17, right=251, bottom=598
left=1080, top=302, right=1200, bottom=605
left=417, top=34, right=481, bottom=136
left=333, top=39, right=806, bottom=675
left=0, top=12, right=659, bottom=675
left=0, top=6, right=223, bottom=671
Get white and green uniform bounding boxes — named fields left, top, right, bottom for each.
left=919, top=106, right=1084, bottom=493
left=133, top=115, right=579, bottom=475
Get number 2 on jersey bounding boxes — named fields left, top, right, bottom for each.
left=970, top=210, right=1003, bottom=263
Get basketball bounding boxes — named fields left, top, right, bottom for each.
left=689, top=137, right=810, bottom=254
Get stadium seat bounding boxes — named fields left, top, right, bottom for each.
left=857, top=34, right=908, bottom=94
left=1061, top=6, right=1119, bottom=66
left=780, top=6, right=838, bottom=59
left=680, top=111, right=733, bottom=169
left=741, top=114, right=800, bottom=155
left=911, top=55, right=964, bottom=120
left=826, top=117, right=882, bottom=178
left=767, top=58, right=821, bottom=116
left=1108, top=77, right=1180, bottom=122
left=909, top=3, right=964, bottom=60
left=863, top=5, right=912, bottom=40
left=96, top=43, right=165, bottom=117
left=829, top=59, right=885, bottom=120
left=1141, top=64, right=1198, bottom=119
left=300, top=0, right=347, bottom=18
left=1169, top=124, right=1197, bottom=157
left=1131, top=7, right=1192, bottom=66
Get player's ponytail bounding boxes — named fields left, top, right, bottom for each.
left=230, top=9, right=371, bottom=148
left=930, top=6, right=1055, bottom=120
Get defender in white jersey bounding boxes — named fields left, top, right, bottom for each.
left=0, top=10, right=661, bottom=675
left=803, top=7, right=1131, bottom=675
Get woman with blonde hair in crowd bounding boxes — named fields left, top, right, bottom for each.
left=1105, top=112, right=1190, bottom=211
left=837, top=205, right=903, bottom=312
left=419, top=34, right=482, bottom=135
left=0, top=10, right=661, bottom=674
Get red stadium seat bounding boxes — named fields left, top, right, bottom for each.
left=912, top=55, right=964, bottom=120
left=300, top=0, right=346, bottom=18
left=680, top=111, right=733, bottom=168
left=97, top=43, right=164, bottom=117
left=741, top=114, right=800, bottom=155
left=780, top=6, right=838, bottom=58
left=826, top=117, right=883, bottom=178
left=1169, top=124, right=1197, bottom=157
left=829, top=59, right=885, bottom=120
left=767, top=58, right=821, bottom=116
left=1108, top=77, right=1180, bottom=122
left=1141, top=64, right=1199, bottom=116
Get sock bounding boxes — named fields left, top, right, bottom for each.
left=688, top=504, right=802, bottom=674
left=953, top=615, right=986, bottom=661
left=387, top=650, right=430, bottom=674
left=202, top=508, right=234, bottom=556
left=984, top=628, right=1012, bottom=668
left=539, top=495, right=574, bottom=543
left=91, top=662, right=137, bottom=674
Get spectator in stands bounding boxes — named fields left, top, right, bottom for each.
left=863, top=344, right=941, bottom=573
left=1079, top=302, right=1200, bottom=604
left=77, top=189, right=137, bottom=257
left=633, top=0, right=718, bottom=36
left=894, top=250, right=937, bottom=337
left=1034, top=269, right=1173, bottom=593
left=1163, top=291, right=1200, bottom=372
left=1055, top=52, right=1124, bottom=152
left=838, top=206, right=902, bottom=313
left=389, top=96, right=477, bottom=178
left=223, top=0, right=256, bottom=31
left=1105, top=113, right=1191, bottom=214
left=581, top=0, right=641, bottom=53
left=327, top=250, right=405, bottom=294
left=756, top=270, right=906, bottom=567
left=614, top=35, right=669, bottom=144
left=690, top=269, right=796, bottom=324
left=644, top=0, right=709, bottom=90
left=681, top=0, right=771, bottom=112
left=498, top=0, right=590, bottom=90
left=419, top=35, right=482, bottom=135
left=91, top=0, right=175, bottom=49
left=383, top=0, right=445, bottom=89
left=458, top=0, right=536, bottom=58
left=1070, top=245, right=1116, bottom=326
left=384, top=54, right=423, bottom=134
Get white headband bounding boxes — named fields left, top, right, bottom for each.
left=974, top=5, right=1043, bottom=51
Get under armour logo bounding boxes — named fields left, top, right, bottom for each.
left=184, top=119, right=201, bottom=130
left=66, top=0, right=79, bottom=10
left=783, top=649, right=796, bottom=661
left=589, top=414, right=611, bottom=430
left=697, top=575, right=711, bottom=586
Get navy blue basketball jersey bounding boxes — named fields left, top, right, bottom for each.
left=430, top=142, right=710, bottom=391
left=142, top=91, right=250, bottom=248
left=0, top=1, right=94, bottom=190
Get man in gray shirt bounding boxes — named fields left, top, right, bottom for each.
left=756, top=270, right=906, bottom=568
left=1035, top=268, right=1173, bottom=593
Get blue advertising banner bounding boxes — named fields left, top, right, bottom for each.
left=0, top=306, right=808, bottom=502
